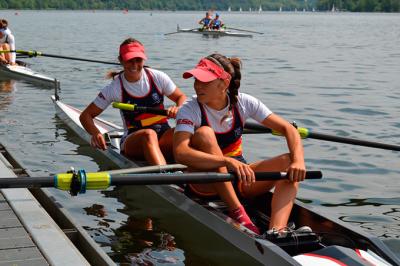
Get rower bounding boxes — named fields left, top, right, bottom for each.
left=0, top=19, right=16, bottom=65
left=173, top=54, right=306, bottom=235
left=210, top=13, right=224, bottom=30
left=80, top=38, right=186, bottom=165
left=198, top=12, right=212, bottom=30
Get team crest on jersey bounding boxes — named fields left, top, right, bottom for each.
left=234, top=127, right=242, bottom=137
left=152, top=92, right=161, bottom=104
left=97, top=92, right=106, bottom=100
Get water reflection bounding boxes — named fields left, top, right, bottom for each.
left=0, top=78, right=16, bottom=112
left=82, top=200, right=183, bottom=265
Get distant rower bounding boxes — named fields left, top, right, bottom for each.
left=198, top=12, right=212, bottom=30
left=0, top=19, right=16, bottom=65
left=210, top=13, right=225, bottom=30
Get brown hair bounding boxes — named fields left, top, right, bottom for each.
left=106, top=38, right=145, bottom=79
left=0, top=19, right=8, bottom=29
left=206, top=53, right=242, bottom=110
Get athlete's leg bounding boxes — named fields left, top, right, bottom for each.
left=123, top=129, right=166, bottom=165
left=241, top=153, right=299, bottom=230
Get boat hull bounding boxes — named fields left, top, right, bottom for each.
left=51, top=95, right=400, bottom=266
left=0, top=64, right=56, bottom=87
left=178, top=28, right=252, bottom=38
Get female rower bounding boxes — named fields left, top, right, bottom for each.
left=173, top=54, right=306, bottom=234
left=0, top=19, right=16, bottom=65
left=210, top=13, right=225, bottom=30
left=198, top=12, right=212, bottom=30
left=80, top=38, right=186, bottom=165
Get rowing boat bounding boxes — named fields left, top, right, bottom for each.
left=51, top=95, right=400, bottom=265
left=176, top=25, right=253, bottom=38
left=0, top=63, right=56, bottom=87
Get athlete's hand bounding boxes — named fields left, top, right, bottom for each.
left=286, top=161, right=306, bottom=182
left=224, top=157, right=255, bottom=185
left=166, top=106, right=179, bottom=118
left=91, top=132, right=107, bottom=150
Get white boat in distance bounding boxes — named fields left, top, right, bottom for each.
left=175, top=25, right=252, bottom=38
left=0, top=63, right=56, bottom=87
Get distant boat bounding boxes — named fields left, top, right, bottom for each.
left=332, top=4, right=335, bottom=12
left=279, top=6, right=282, bottom=12
left=249, top=7, right=252, bottom=12
left=258, top=5, right=262, bottom=13
left=312, top=7, right=315, bottom=12
left=228, top=6, right=231, bottom=12
left=239, top=7, right=242, bottom=12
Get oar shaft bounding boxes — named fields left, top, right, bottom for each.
left=0, top=177, right=53, bottom=189
left=227, top=27, right=263, bottom=34
left=244, top=121, right=400, bottom=151
left=0, top=171, right=322, bottom=189
left=110, top=171, right=322, bottom=185
left=14, top=50, right=120, bottom=65
left=308, top=132, right=400, bottom=151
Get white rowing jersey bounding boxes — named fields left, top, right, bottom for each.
left=93, top=67, right=177, bottom=133
left=175, top=92, right=272, bottom=134
left=0, top=28, right=15, bottom=64
left=93, top=68, right=177, bottom=110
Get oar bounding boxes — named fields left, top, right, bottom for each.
left=164, top=31, right=180, bottom=35
left=244, top=121, right=400, bottom=151
left=0, top=50, right=120, bottom=65
left=0, top=170, right=322, bottom=192
left=112, top=102, right=400, bottom=151
left=112, top=102, right=168, bottom=116
left=105, top=163, right=187, bottom=175
left=226, top=27, right=264, bottom=34
left=165, top=27, right=198, bottom=35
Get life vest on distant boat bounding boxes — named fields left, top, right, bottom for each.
left=198, top=101, right=244, bottom=158
left=202, top=17, right=211, bottom=26
left=212, top=19, right=222, bottom=27
left=120, top=68, right=168, bottom=132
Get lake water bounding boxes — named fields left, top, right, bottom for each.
left=0, top=10, right=399, bottom=265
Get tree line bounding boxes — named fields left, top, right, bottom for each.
left=0, top=0, right=398, bottom=12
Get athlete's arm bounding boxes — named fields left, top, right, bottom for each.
left=261, top=114, right=306, bottom=182
left=80, top=103, right=107, bottom=150
left=166, top=87, right=186, bottom=118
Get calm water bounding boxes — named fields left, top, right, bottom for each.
left=0, top=10, right=399, bottom=265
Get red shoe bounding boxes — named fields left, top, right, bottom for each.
left=229, top=205, right=260, bottom=235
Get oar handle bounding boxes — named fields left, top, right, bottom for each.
left=112, top=102, right=168, bottom=116
left=256, top=171, right=322, bottom=180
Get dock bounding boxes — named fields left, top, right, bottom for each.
left=0, top=143, right=115, bottom=266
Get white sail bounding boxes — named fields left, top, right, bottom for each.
left=259, top=5, right=262, bottom=12
left=228, top=6, right=231, bottom=12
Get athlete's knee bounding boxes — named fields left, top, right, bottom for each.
left=277, top=153, right=292, bottom=167
left=141, top=129, right=158, bottom=144
left=191, top=126, right=217, bottom=148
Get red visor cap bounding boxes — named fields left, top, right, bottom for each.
left=119, top=42, right=147, bottom=61
left=183, top=58, right=231, bottom=82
